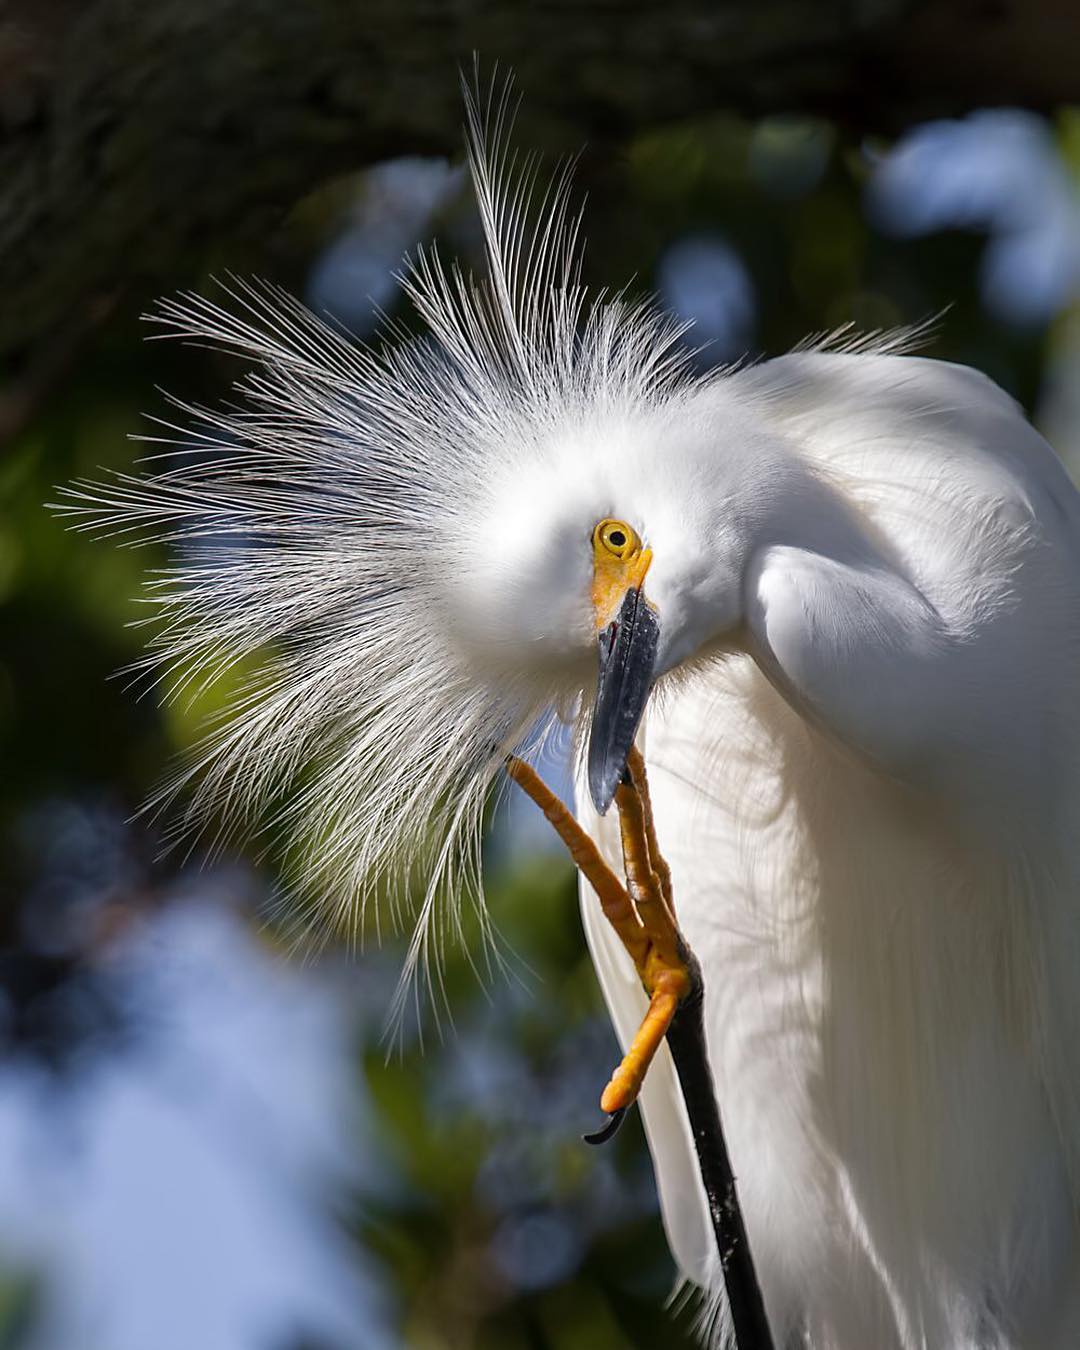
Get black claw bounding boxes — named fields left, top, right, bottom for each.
left=583, top=1106, right=628, bottom=1146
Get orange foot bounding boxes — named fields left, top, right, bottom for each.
left=506, top=745, right=693, bottom=1119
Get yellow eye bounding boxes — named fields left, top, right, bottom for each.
left=593, top=518, right=642, bottom=560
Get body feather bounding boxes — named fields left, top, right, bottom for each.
left=580, top=353, right=1080, bottom=1347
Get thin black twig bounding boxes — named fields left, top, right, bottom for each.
left=666, top=953, right=775, bottom=1350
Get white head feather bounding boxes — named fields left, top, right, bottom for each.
left=54, top=78, right=717, bottom=992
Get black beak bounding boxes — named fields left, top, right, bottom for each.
left=587, top=587, right=660, bottom=814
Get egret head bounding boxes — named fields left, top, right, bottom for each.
left=449, top=392, right=773, bottom=811
left=56, top=79, right=764, bottom=976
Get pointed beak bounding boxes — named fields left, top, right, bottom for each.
left=587, top=584, right=660, bottom=815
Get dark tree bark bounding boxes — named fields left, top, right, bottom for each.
left=1, top=0, right=1079, bottom=369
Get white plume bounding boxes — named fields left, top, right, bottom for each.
left=54, top=74, right=699, bottom=1001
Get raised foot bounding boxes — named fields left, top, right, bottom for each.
left=506, top=745, right=694, bottom=1118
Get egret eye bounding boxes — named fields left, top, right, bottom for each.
left=594, top=519, right=641, bottom=560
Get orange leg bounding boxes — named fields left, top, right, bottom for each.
left=506, top=753, right=692, bottom=1116
left=505, top=757, right=647, bottom=968
left=599, top=968, right=687, bottom=1112
left=626, top=744, right=673, bottom=914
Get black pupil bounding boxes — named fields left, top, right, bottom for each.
left=608, top=530, right=626, bottom=548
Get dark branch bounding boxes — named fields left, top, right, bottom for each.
left=667, top=956, right=775, bottom=1349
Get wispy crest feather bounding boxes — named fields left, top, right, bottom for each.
left=54, top=74, right=698, bottom=1000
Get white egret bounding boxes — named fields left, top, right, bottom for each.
left=60, top=81, right=1080, bottom=1349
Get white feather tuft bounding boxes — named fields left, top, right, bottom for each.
left=52, top=74, right=700, bottom=1006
